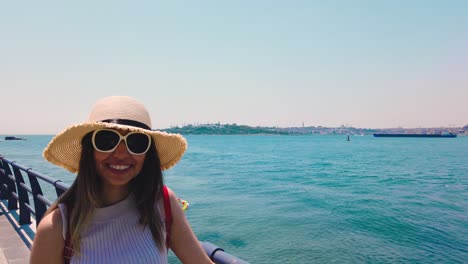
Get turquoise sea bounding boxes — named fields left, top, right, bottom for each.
left=1, top=135, right=467, bottom=263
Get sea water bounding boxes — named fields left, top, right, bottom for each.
left=1, top=135, right=467, bottom=263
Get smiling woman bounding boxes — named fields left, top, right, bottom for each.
left=92, top=129, right=147, bottom=198
left=30, top=96, right=213, bottom=264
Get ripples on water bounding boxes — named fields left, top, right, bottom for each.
left=1, top=135, right=467, bottom=263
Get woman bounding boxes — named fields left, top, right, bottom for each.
left=30, top=96, right=213, bottom=264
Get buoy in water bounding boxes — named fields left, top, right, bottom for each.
left=178, top=198, right=189, bottom=211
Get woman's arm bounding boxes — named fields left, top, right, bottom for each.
left=167, top=187, right=214, bottom=264
left=30, top=208, right=64, bottom=264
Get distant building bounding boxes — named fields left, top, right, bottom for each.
left=460, top=125, right=468, bottom=135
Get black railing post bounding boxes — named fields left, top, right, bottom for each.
left=27, top=169, right=47, bottom=225
left=3, top=162, right=18, bottom=210
left=0, top=158, right=8, bottom=199
left=12, top=165, right=32, bottom=225
left=54, top=180, right=68, bottom=197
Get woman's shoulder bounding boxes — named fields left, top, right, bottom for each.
left=30, top=207, right=65, bottom=263
left=35, top=207, right=64, bottom=242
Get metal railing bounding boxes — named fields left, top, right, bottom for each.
left=0, top=155, right=248, bottom=264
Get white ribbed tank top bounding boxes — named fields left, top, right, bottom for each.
left=58, top=194, right=167, bottom=264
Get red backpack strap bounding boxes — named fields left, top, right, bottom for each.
left=162, top=185, right=172, bottom=250
left=63, top=204, right=74, bottom=263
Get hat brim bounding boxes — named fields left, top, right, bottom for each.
left=43, top=122, right=187, bottom=173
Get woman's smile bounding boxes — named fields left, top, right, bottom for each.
left=107, top=163, right=132, bottom=171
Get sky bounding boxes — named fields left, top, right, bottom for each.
left=1, top=0, right=467, bottom=134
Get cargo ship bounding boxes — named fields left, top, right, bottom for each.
left=373, top=133, right=457, bottom=138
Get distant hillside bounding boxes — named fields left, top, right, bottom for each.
left=161, top=123, right=377, bottom=135
left=162, top=124, right=289, bottom=135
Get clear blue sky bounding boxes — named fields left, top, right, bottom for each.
left=1, top=1, right=467, bottom=134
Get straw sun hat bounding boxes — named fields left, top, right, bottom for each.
left=43, top=96, right=187, bottom=173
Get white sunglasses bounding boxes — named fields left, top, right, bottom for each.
left=91, top=129, right=151, bottom=155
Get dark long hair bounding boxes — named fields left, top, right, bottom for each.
left=47, top=132, right=165, bottom=253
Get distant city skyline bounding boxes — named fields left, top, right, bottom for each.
left=161, top=122, right=467, bottom=136
left=166, top=121, right=467, bottom=130
left=1, top=1, right=467, bottom=134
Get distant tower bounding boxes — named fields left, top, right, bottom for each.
left=302, top=122, right=304, bottom=128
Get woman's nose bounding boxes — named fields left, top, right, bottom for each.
left=112, top=141, right=131, bottom=157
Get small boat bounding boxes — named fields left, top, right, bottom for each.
left=4, top=136, right=25, bottom=140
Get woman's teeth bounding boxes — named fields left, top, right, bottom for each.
left=109, top=164, right=130, bottom=170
